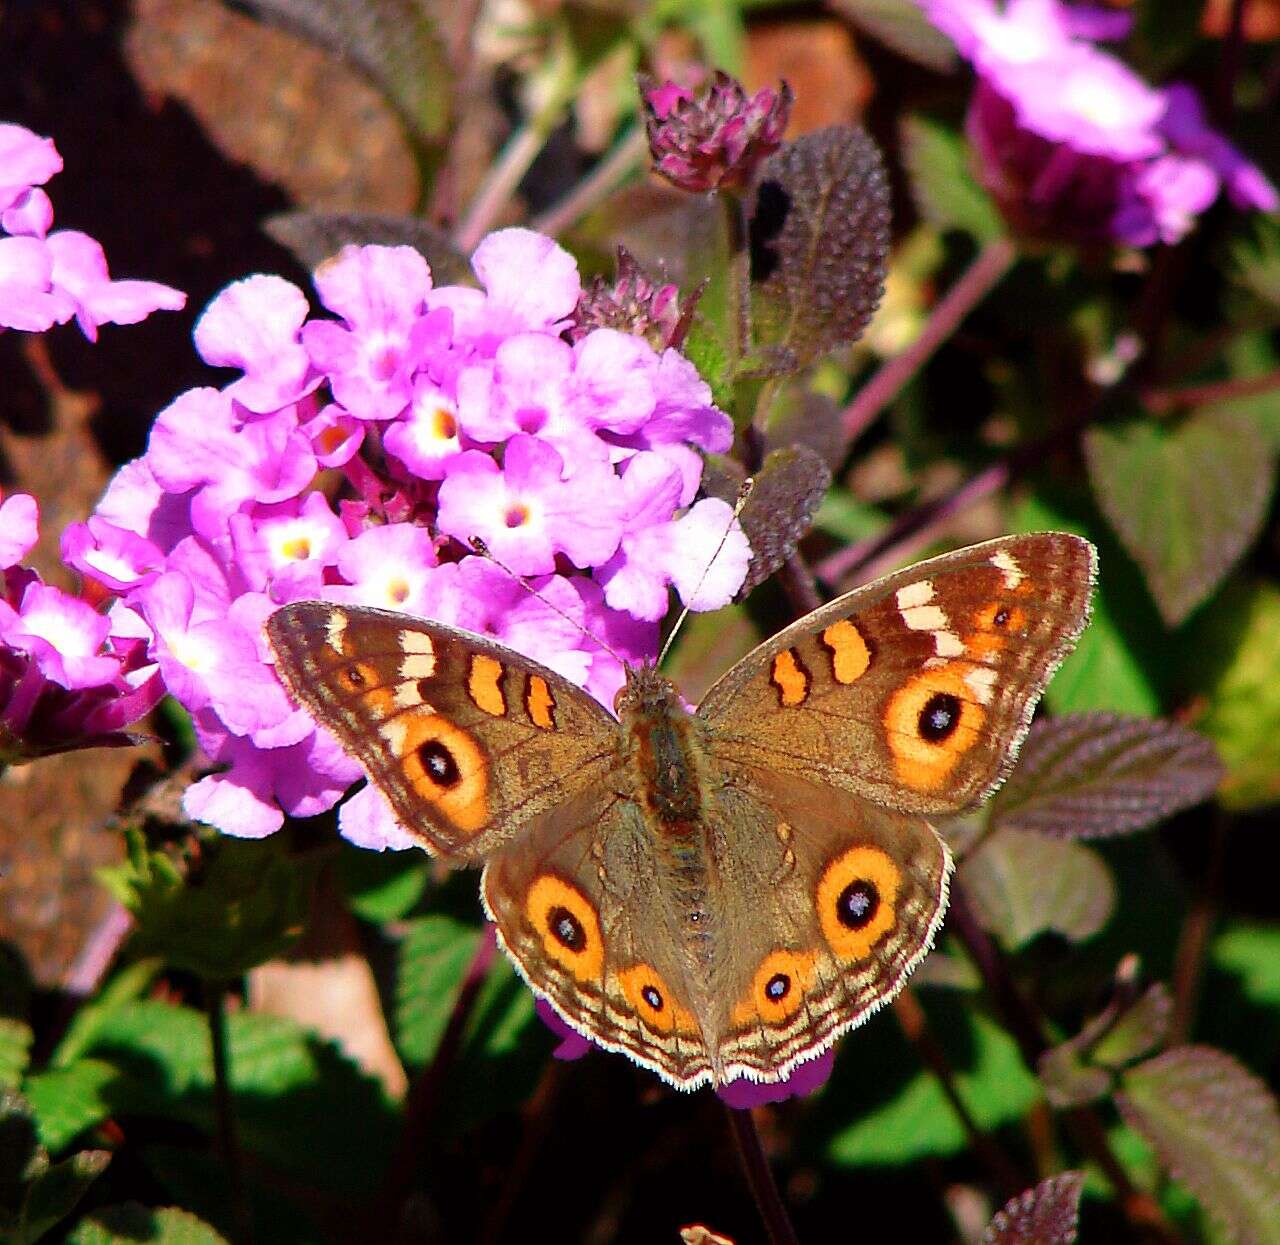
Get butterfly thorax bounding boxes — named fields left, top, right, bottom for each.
left=615, top=665, right=712, bottom=832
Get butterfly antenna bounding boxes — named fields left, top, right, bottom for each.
left=468, top=538, right=629, bottom=669
left=656, top=477, right=753, bottom=670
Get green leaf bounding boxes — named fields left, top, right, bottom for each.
left=1213, top=923, right=1280, bottom=1009
left=989, top=714, right=1222, bottom=839
left=264, top=211, right=473, bottom=284
left=0, top=1021, right=31, bottom=1090
left=1119, top=1046, right=1280, bottom=1245
left=981, top=1172, right=1084, bottom=1245
left=1085, top=408, right=1276, bottom=626
left=67, top=1203, right=230, bottom=1245
left=394, top=915, right=484, bottom=1067
left=749, top=126, right=891, bottom=370
left=1230, top=217, right=1280, bottom=318
left=812, top=490, right=888, bottom=544
left=337, top=843, right=429, bottom=924
left=227, top=0, right=451, bottom=149
left=1191, top=582, right=1280, bottom=808
left=99, top=832, right=316, bottom=978
left=1011, top=492, right=1160, bottom=715
left=23, top=1061, right=118, bottom=1155
left=52, top=960, right=162, bottom=1069
left=825, top=1009, right=1039, bottom=1165
left=901, top=113, right=1003, bottom=243
left=959, top=828, right=1115, bottom=950
left=18, top=1149, right=111, bottom=1245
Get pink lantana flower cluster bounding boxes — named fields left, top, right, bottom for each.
left=921, top=0, right=1278, bottom=246
left=71, top=230, right=749, bottom=847
left=0, top=491, right=164, bottom=763
left=0, top=124, right=185, bottom=337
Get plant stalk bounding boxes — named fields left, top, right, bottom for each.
left=206, top=980, right=253, bottom=1245
left=723, top=1103, right=801, bottom=1245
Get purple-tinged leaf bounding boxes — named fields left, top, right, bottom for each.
left=959, top=828, right=1115, bottom=950
left=1118, top=1046, right=1280, bottom=1245
left=830, top=0, right=958, bottom=71
left=1085, top=407, right=1275, bottom=627
left=989, top=713, right=1224, bottom=839
left=763, top=389, right=848, bottom=473
left=748, top=126, right=890, bottom=371
left=1039, top=978, right=1172, bottom=1107
left=222, top=0, right=451, bottom=147
left=738, top=446, right=832, bottom=596
left=980, top=1172, right=1084, bottom=1245
left=264, top=211, right=473, bottom=284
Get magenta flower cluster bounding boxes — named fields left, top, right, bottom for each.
left=63, top=230, right=748, bottom=847
left=0, top=124, right=184, bottom=337
left=922, top=0, right=1278, bottom=246
left=0, top=491, right=164, bottom=763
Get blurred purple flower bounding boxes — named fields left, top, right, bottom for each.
left=923, top=0, right=1278, bottom=246
left=640, top=71, right=793, bottom=194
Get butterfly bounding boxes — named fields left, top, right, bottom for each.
left=266, top=531, right=1095, bottom=1091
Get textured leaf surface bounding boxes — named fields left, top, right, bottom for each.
left=1119, top=1046, right=1280, bottom=1245
left=395, top=915, right=484, bottom=1067
left=763, top=388, right=848, bottom=472
left=265, top=211, right=473, bottom=284
left=224, top=0, right=450, bottom=147
left=960, top=829, right=1115, bottom=949
left=1192, top=583, right=1280, bottom=808
left=749, top=126, right=890, bottom=369
left=1085, top=408, right=1275, bottom=626
left=68, top=1203, right=230, bottom=1244
left=981, top=1172, right=1084, bottom=1245
left=990, top=714, right=1223, bottom=839
left=901, top=114, right=1003, bottom=242
left=736, top=446, right=831, bottom=596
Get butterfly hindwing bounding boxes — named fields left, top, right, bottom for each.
left=267, top=602, right=618, bottom=860
left=699, top=532, right=1096, bottom=816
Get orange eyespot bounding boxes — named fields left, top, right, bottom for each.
left=732, top=949, right=819, bottom=1026
left=816, top=845, right=900, bottom=962
left=618, top=964, right=699, bottom=1035
left=525, top=876, right=605, bottom=983
left=339, top=661, right=379, bottom=693
left=882, top=663, right=986, bottom=791
left=387, top=713, right=489, bottom=832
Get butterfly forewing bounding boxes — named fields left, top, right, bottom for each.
left=267, top=602, right=618, bottom=860
left=699, top=533, right=1096, bottom=817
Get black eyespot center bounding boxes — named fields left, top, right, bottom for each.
left=918, top=691, right=961, bottom=743
left=993, top=607, right=1011, bottom=627
left=419, top=739, right=461, bottom=787
left=836, top=879, right=880, bottom=931
left=547, top=904, right=586, bottom=952
left=641, top=984, right=664, bottom=1011
left=765, top=972, right=791, bottom=1002
left=344, top=665, right=366, bottom=688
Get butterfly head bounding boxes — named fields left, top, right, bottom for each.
left=613, top=662, right=684, bottom=720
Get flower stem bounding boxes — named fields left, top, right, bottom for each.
left=840, top=236, right=1017, bottom=444
left=376, top=925, right=497, bottom=1233
left=723, top=1102, right=801, bottom=1245
left=454, top=54, right=578, bottom=253
left=947, top=887, right=1186, bottom=1245
left=1143, top=366, right=1280, bottom=413
left=532, top=126, right=649, bottom=238
left=206, top=979, right=253, bottom=1245
left=720, top=190, right=754, bottom=366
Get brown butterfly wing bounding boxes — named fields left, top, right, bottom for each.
left=267, top=602, right=619, bottom=861
left=701, top=770, right=951, bottom=1083
left=699, top=532, right=1096, bottom=816
left=481, top=790, right=717, bottom=1090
